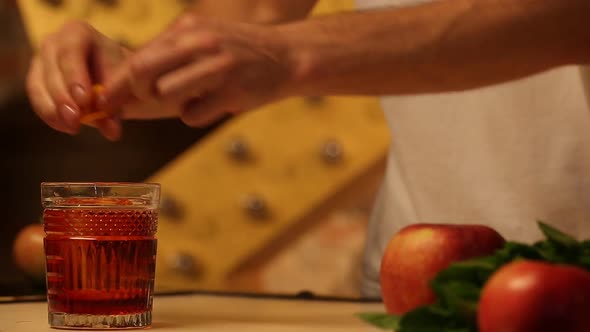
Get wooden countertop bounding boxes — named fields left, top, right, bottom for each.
left=0, top=292, right=384, bottom=331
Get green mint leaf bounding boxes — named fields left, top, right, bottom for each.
left=501, top=241, right=544, bottom=259
left=534, top=222, right=585, bottom=267
left=537, top=221, right=578, bottom=247
left=432, top=281, right=479, bottom=317
left=357, top=312, right=400, bottom=331
left=533, top=240, right=573, bottom=263
left=433, top=256, right=500, bottom=286
left=578, top=255, right=590, bottom=271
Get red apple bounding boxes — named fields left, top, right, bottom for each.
left=13, top=223, right=46, bottom=280
left=380, top=223, right=505, bottom=315
left=478, top=260, right=590, bottom=332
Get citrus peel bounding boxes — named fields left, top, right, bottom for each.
left=80, top=84, right=111, bottom=125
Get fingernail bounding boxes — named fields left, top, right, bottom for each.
left=60, top=104, right=80, bottom=134
left=71, top=84, right=89, bottom=107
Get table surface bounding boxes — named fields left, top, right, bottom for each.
left=0, top=293, right=384, bottom=331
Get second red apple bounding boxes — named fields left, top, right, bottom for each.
left=478, top=260, right=590, bottom=332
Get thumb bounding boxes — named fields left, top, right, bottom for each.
left=180, top=93, right=233, bottom=127
left=96, top=116, right=123, bottom=142
left=100, top=63, right=136, bottom=112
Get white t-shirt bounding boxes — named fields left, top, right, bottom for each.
left=355, top=0, right=590, bottom=298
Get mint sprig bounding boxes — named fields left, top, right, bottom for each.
left=358, top=221, right=589, bottom=331
left=356, top=312, right=400, bottom=330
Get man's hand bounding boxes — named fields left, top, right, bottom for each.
left=26, top=21, right=127, bottom=140
left=104, top=14, right=295, bottom=127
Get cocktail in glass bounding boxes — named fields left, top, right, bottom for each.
left=41, top=182, right=160, bottom=329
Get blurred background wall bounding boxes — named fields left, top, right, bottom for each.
left=2, top=0, right=390, bottom=299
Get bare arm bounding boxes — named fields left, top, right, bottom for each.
left=281, top=0, right=590, bottom=96
left=98, top=0, right=590, bottom=129
left=189, top=0, right=319, bottom=24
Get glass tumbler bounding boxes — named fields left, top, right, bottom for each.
left=41, top=182, right=160, bottom=329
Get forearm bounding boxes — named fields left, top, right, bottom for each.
left=280, top=0, right=590, bottom=96
left=189, top=0, right=318, bottom=24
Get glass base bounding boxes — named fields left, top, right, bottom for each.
left=49, top=311, right=151, bottom=329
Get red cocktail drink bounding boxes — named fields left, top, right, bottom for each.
left=41, top=183, right=160, bottom=329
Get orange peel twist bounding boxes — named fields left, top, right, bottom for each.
left=80, top=84, right=112, bottom=125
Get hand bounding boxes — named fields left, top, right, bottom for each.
left=26, top=21, right=128, bottom=140
left=104, top=13, right=295, bottom=127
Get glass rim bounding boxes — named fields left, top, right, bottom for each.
left=41, top=182, right=160, bottom=189
left=41, top=182, right=161, bottom=208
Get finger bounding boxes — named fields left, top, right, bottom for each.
left=83, top=112, right=123, bottom=141
left=141, top=20, right=185, bottom=49
left=99, top=65, right=134, bottom=110
left=137, top=12, right=191, bottom=49
left=129, top=32, right=220, bottom=99
left=56, top=26, right=93, bottom=110
left=104, top=32, right=220, bottom=110
left=40, top=37, right=81, bottom=134
left=171, top=13, right=199, bottom=31
left=156, top=53, right=232, bottom=101
left=95, top=116, right=122, bottom=141
left=26, top=56, right=72, bottom=133
left=91, top=33, right=130, bottom=83
left=180, top=93, right=231, bottom=127
left=165, top=13, right=205, bottom=37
